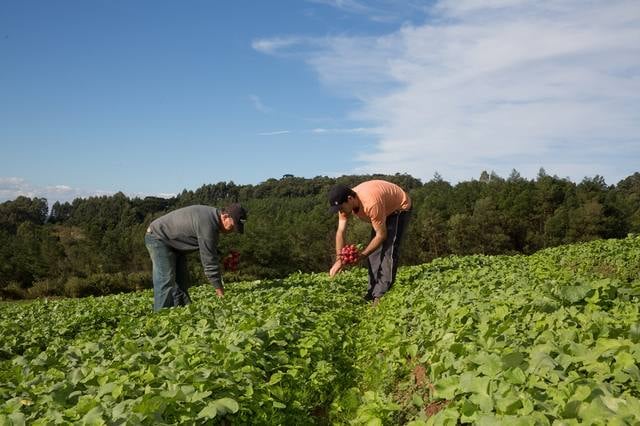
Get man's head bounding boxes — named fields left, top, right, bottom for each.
left=328, top=184, right=356, bottom=214
left=221, top=203, right=247, bottom=234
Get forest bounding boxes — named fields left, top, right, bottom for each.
left=1, top=169, right=639, bottom=300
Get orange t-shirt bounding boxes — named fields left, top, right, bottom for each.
left=346, top=180, right=411, bottom=227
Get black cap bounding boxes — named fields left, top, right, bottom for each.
left=226, top=203, right=247, bottom=234
left=328, top=184, right=352, bottom=213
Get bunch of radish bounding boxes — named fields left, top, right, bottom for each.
left=339, top=244, right=361, bottom=265
left=223, top=250, right=240, bottom=271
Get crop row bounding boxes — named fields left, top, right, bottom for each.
left=343, top=236, right=640, bottom=424
left=1, top=236, right=639, bottom=424
left=1, top=273, right=366, bottom=424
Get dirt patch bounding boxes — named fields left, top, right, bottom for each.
left=425, top=399, right=450, bottom=417
left=391, top=357, right=451, bottom=423
left=311, top=405, right=328, bottom=418
left=414, top=364, right=427, bottom=387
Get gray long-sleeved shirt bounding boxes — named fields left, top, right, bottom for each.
left=148, top=205, right=223, bottom=289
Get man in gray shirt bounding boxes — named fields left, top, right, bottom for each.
left=144, top=203, right=247, bottom=311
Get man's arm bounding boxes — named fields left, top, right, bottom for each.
left=335, top=214, right=348, bottom=256
left=360, top=221, right=387, bottom=258
left=329, top=214, right=349, bottom=277
left=196, top=225, right=224, bottom=295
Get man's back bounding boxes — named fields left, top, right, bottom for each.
left=352, top=180, right=411, bottom=226
left=149, top=205, right=220, bottom=252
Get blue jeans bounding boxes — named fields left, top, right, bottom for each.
left=145, top=233, right=192, bottom=311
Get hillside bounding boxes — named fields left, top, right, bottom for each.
left=2, top=171, right=639, bottom=299
left=1, top=236, right=639, bottom=424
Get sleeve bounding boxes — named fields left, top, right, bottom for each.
left=197, top=224, right=223, bottom=289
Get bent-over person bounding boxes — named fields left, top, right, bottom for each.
left=328, top=180, right=412, bottom=304
left=145, top=203, right=247, bottom=311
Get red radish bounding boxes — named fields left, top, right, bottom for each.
left=223, top=249, right=241, bottom=271
left=339, top=244, right=361, bottom=265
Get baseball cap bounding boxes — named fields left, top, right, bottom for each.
left=226, top=203, right=247, bottom=234
left=328, top=184, right=352, bottom=213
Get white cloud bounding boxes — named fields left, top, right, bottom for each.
left=0, top=177, right=110, bottom=205
left=259, top=0, right=640, bottom=183
left=311, top=127, right=380, bottom=134
left=251, top=37, right=306, bottom=55
left=249, top=94, right=271, bottom=113
left=256, top=128, right=377, bottom=136
left=0, top=177, right=175, bottom=206
left=434, top=0, right=540, bottom=16
left=0, top=177, right=35, bottom=199
left=305, top=0, right=429, bottom=23
left=258, top=130, right=291, bottom=136
left=307, top=0, right=373, bottom=15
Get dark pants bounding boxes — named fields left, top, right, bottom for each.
left=145, top=233, right=192, bottom=311
left=365, top=210, right=412, bottom=299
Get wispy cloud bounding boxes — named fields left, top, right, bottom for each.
left=0, top=177, right=35, bottom=200
left=0, top=177, right=174, bottom=205
left=306, top=0, right=428, bottom=23
left=258, top=0, right=640, bottom=183
left=256, top=128, right=377, bottom=136
left=311, top=127, right=380, bottom=134
left=251, top=37, right=307, bottom=55
left=0, top=177, right=112, bottom=204
left=249, top=94, right=271, bottom=113
left=306, top=0, right=373, bottom=15
left=258, top=130, right=291, bottom=136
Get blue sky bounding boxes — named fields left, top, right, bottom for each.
left=1, top=0, right=639, bottom=204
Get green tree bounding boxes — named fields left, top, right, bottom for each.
left=447, top=213, right=476, bottom=255
left=0, top=196, right=48, bottom=233
left=469, top=197, right=512, bottom=254
left=407, top=207, right=448, bottom=262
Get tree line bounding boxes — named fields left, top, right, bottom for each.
left=1, top=169, right=639, bottom=299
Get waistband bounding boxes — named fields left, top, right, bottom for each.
left=391, top=208, right=412, bottom=216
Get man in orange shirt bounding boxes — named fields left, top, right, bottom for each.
left=328, top=180, right=412, bottom=304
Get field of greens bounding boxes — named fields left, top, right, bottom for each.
left=1, top=236, right=639, bottom=425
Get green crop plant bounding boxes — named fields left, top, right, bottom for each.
left=1, top=236, right=639, bottom=424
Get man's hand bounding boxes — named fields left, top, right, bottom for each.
left=215, top=287, right=224, bottom=298
left=329, top=259, right=344, bottom=277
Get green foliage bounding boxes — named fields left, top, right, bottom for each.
left=62, top=272, right=151, bottom=298
left=341, top=235, right=640, bottom=425
left=0, top=282, right=26, bottom=300
left=0, top=271, right=366, bottom=424
left=1, top=171, right=640, bottom=297
left=0, top=196, right=48, bottom=233
left=1, top=237, right=639, bottom=424
left=26, top=278, right=66, bottom=298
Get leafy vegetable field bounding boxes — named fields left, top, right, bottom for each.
left=1, top=236, right=639, bottom=425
